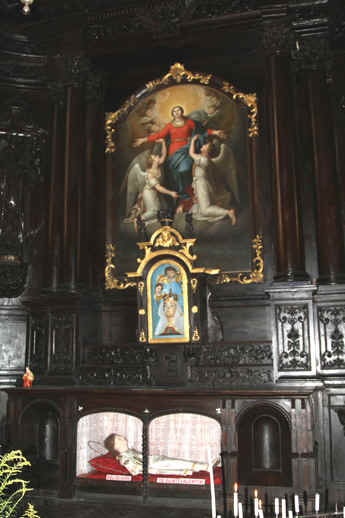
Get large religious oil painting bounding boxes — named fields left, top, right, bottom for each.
left=105, top=64, right=262, bottom=287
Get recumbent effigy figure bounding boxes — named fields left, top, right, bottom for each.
left=104, top=433, right=215, bottom=476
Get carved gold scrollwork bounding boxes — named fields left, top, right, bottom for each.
left=139, top=330, right=146, bottom=343
left=138, top=281, right=144, bottom=296
left=192, top=327, right=200, bottom=342
left=107, top=226, right=219, bottom=291
left=146, top=62, right=212, bottom=88
left=216, top=234, right=264, bottom=285
left=106, top=233, right=262, bottom=289
left=105, top=62, right=258, bottom=153
left=221, top=82, right=258, bottom=137
left=191, top=278, right=198, bottom=293
left=105, top=243, right=137, bottom=290
left=153, top=228, right=179, bottom=248
left=130, top=226, right=203, bottom=276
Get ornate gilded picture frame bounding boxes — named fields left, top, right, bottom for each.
left=105, top=63, right=263, bottom=290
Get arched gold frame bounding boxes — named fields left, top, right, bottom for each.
left=104, top=63, right=263, bottom=289
left=146, top=258, right=189, bottom=344
left=105, top=62, right=258, bottom=153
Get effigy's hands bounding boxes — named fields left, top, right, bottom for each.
left=191, top=134, right=200, bottom=141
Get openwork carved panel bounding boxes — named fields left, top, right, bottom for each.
left=79, top=344, right=158, bottom=386
left=333, top=406, right=345, bottom=436
left=318, top=306, right=345, bottom=370
left=185, top=342, right=273, bottom=387
left=0, top=318, right=26, bottom=372
left=0, top=101, right=46, bottom=297
left=29, top=313, right=48, bottom=374
left=276, top=305, right=311, bottom=371
left=50, top=313, right=76, bottom=375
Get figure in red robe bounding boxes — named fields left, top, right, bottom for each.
left=133, top=105, right=225, bottom=207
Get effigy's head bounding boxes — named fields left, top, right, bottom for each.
left=104, top=433, right=128, bottom=455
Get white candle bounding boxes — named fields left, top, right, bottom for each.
left=342, top=506, right=345, bottom=518
left=234, top=483, right=239, bottom=517
left=294, top=494, right=299, bottom=514
left=259, top=498, right=263, bottom=518
left=288, top=510, right=293, bottom=518
left=275, top=498, right=279, bottom=516
left=239, top=503, right=243, bottom=518
left=281, top=499, right=286, bottom=518
left=254, top=490, right=259, bottom=517
left=207, top=446, right=216, bottom=518
left=315, top=493, right=320, bottom=513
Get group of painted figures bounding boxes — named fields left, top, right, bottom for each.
left=124, top=105, right=238, bottom=229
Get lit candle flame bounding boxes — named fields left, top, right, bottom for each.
left=234, top=482, right=238, bottom=492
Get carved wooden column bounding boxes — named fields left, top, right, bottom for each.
left=291, top=398, right=316, bottom=495
left=293, top=69, right=319, bottom=283
left=333, top=56, right=345, bottom=252
left=308, top=70, right=345, bottom=284
left=268, top=55, right=309, bottom=282
left=79, top=88, right=105, bottom=290
left=47, top=87, right=67, bottom=291
left=48, top=65, right=90, bottom=292
left=61, top=85, right=85, bottom=291
left=59, top=395, right=77, bottom=498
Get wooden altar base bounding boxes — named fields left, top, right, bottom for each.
left=31, top=493, right=215, bottom=518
